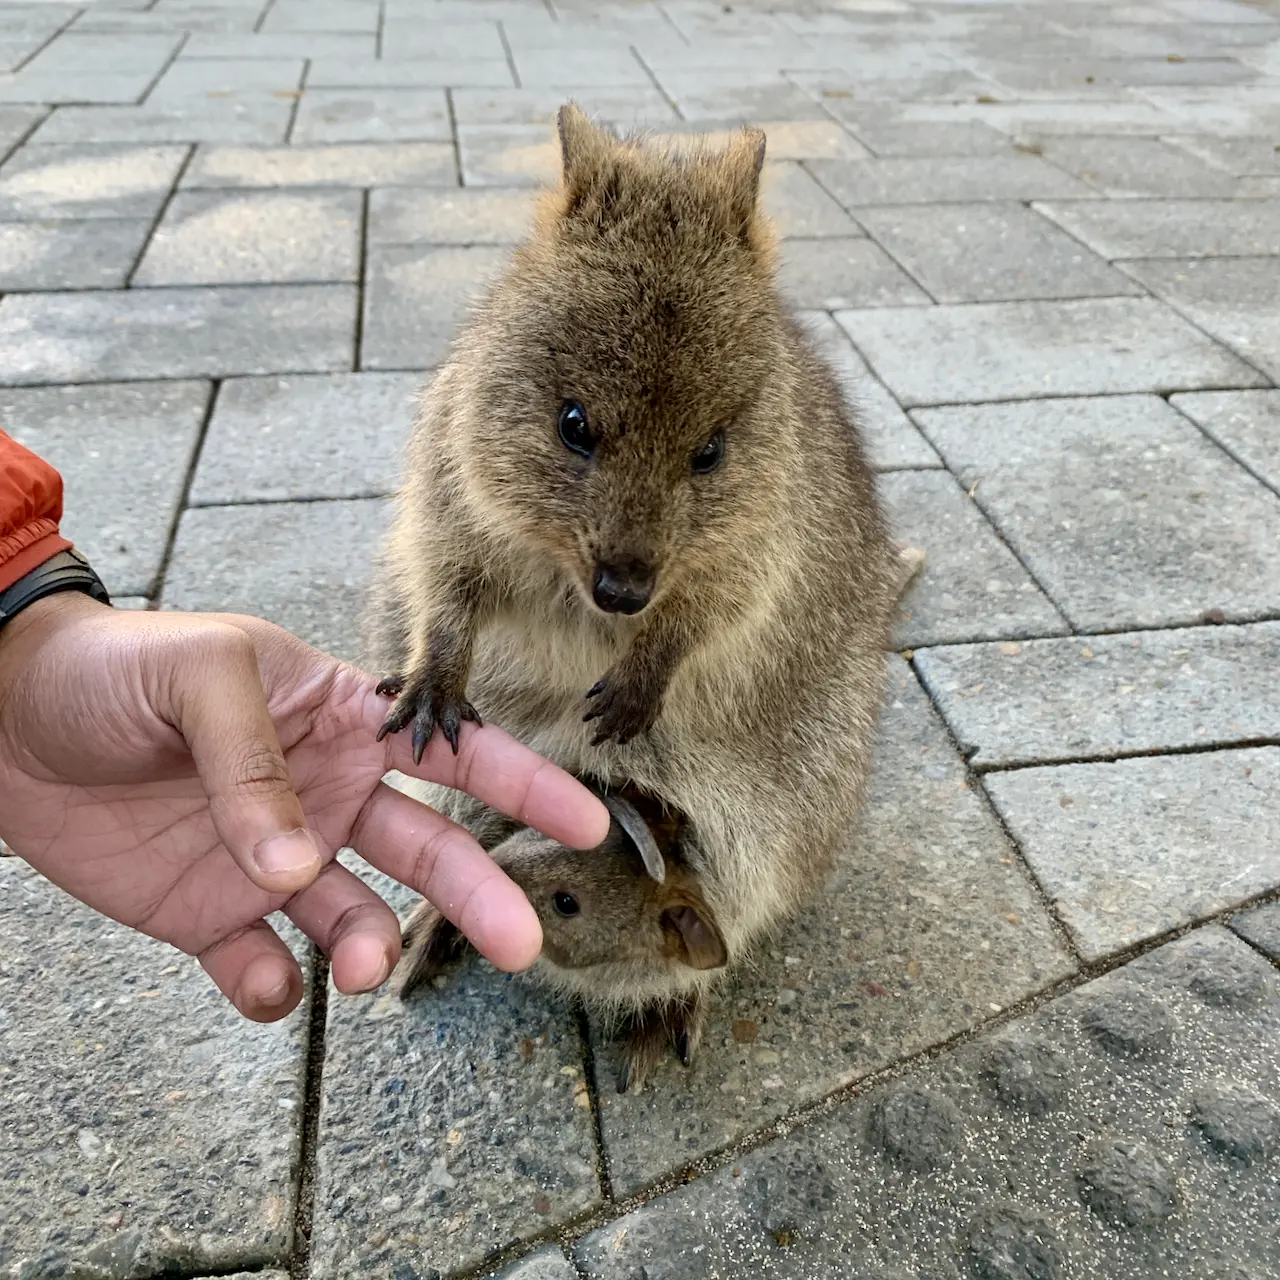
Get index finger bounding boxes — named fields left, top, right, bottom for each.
left=382, top=712, right=610, bottom=851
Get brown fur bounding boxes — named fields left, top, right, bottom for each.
left=369, top=104, right=899, bottom=1090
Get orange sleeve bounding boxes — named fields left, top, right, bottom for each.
left=0, top=430, right=73, bottom=592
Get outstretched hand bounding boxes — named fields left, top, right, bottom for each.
left=0, top=595, right=609, bottom=1022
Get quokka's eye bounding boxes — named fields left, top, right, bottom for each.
left=558, top=401, right=595, bottom=458
left=553, top=891, right=581, bottom=918
left=692, top=430, right=725, bottom=475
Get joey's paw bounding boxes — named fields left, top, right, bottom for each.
left=375, top=669, right=481, bottom=762
left=583, top=670, right=660, bottom=747
left=394, top=902, right=469, bottom=998
left=616, top=998, right=706, bottom=1093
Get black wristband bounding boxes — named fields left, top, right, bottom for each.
left=0, top=548, right=111, bottom=632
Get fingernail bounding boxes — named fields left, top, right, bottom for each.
left=372, top=949, right=393, bottom=989
left=257, top=973, right=293, bottom=1011
left=253, top=829, right=321, bottom=881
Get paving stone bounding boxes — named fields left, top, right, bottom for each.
left=777, top=237, right=930, bottom=309
left=795, top=310, right=941, bottom=471
left=134, top=188, right=361, bottom=285
left=1036, top=197, right=1280, bottom=258
left=0, top=380, right=208, bottom=596
left=183, top=140, right=455, bottom=188
left=0, top=142, right=186, bottom=218
left=305, top=54, right=514, bottom=89
left=1169, top=134, right=1280, bottom=176
left=592, top=660, right=1073, bottom=1196
left=110, top=595, right=150, bottom=610
left=181, top=32, right=379, bottom=58
left=879, top=470, right=1069, bottom=647
left=1030, top=134, right=1238, bottom=197
left=906, top=97, right=1189, bottom=136
left=34, top=101, right=295, bottom=145
left=260, top=0, right=380, bottom=34
left=840, top=118, right=1016, bottom=158
left=1229, top=901, right=1280, bottom=962
left=491, top=1245, right=580, bottom=1280
left=191, top=371, right=422, bottom=504
left=367, top=186, right=535, bottom=246
left=377, top=17, right=509, bottom=60
left=290, top=88, right=451, bottom=144
left=0, top=104, right=43, bottom=153
left=510, top=42, right=651, bottom=87
left=739, top=118, right=870, bottom=162
left=21, top=32, right=180, bottom=75
left=575, top=928, right=1280, bottom=1277
left=1171, top=390, right=1280, bottom=492
left=458, top=123, right=558, bottom=187
left=309, top=860, right=600, bottom=1280
left=916, top=395, right=1280, bottom=631
left=450, top=85, right=676, bottom=129
left=808, top=153, right=1094, bottom=206
left=162, top=498, right=387, bottom=661
left=857, top=202, right=1140, bottom=303
left=837, top=296, right=1266, bottom=407
left=667, top=80, right=836, bottom=124
left=915, top=621, right=1280, bottom=770
left=0, top=284, right=356, bottom=384
left=989, top=750, right=1280, bottom=959
left=0, top=68, right=159, bottom=105
left=757, top=161, right=862, bottom=239
left=1121, top=256, right=1280, bottom=381
left=362, top=243, right=508, bottom=370
left=0, top=860, right=308, bottom=1278
left=0, top=216, right=150, bottom=289
left=146, top=55, right=305, bottom=103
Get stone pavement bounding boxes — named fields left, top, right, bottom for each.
left=1, top=0, right=1279, bottom=1275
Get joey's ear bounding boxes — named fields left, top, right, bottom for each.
left=556, top=102, right=617, bottom=207
left=711, top=126, right=767, bottom=241
left=661, top=900, right=728, bottom=971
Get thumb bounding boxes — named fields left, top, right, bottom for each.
left=167, top=623, right=324, bottom=894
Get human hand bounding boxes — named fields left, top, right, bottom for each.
left=0, top=594, right=609, bottom=1022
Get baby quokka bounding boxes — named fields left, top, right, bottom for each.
left=369, top=103, right=902, bottom=1091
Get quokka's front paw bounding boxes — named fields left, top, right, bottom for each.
left=583, top=668, right=661, bottom=746
left=394, top=901, right=470, bottom=997
left=375, top=667, right=481, bottom=762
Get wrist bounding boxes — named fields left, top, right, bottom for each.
left=0, top=549, right=111, bottom=652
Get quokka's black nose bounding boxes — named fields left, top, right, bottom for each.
left=592, top=563, right=654, bottom=615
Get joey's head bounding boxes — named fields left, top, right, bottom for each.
left=490, top=790, right=727, bottom=976
left=456, top=103, right=794, bottom=617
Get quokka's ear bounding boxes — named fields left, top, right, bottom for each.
left=709, top=126, right=767, bottom=242
left=556, top=102, right=619, bottom=211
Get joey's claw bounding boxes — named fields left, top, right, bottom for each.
left=676, top=1030, right=692, bottom=1067
left=375, top=674, right=405, bottom=697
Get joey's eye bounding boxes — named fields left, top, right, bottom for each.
left=553, top=891, right=581, bottom=918
left=558, top=401, right=595, bottom=458
left=692, top=431, right=725, bottom=475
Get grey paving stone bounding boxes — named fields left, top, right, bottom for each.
left=162, top=498, right=387, bottom=661
left=183, top=140, right=455, bottom=188
left=0, top=860, right=308, bottom=1278
left=795, top=310, right=941, bottom=471
left=989, top=750, right=1280, bottom=959
left=260, top=0, right=380, bottom=34
left=290, top=89, right=451, bottom=144
left=134, top=188, right=362, bottom=286
left=309, top=859, right=600, bottom=1280
left=0, top=142, right=186, bottom=219
left=491, top=1245, right=579, bottom=1280
left=880, top=470, right=1069, bottom=647
left=1036, top=197, right=1280, bottom=258
left=111, top=595, right=150, bottom=610
left=0, top=69, right=159, bottom=105
left=362, top=243, right=508, bottom=370
left=916, top=395, right=1280, bottom=631
left=592, top=660, right=1073, bottom=1196
left=376, top=16, right=509, bottom=60
left=450, top=85, right=676, bottom=129
left=180, top=32, right=379, bottom=58
left=1030, top=134, right=1238, bottom=198
left=915, top=622, right=1280, bottom=770
left=34, top=101, right=295, bottom=145
left=510, top=42, right=651, bottom=87
left=777, top=237, right=931, bottom=309
left=1230, top=901, right=1280, bottom=962
left=20, top=32, right=180, bottom=75
left=0, top=104, right=43, bottom=153
left=760, top=161, right=863, bottom=238
left=0, top=284, right=356, bottom=384
left=907, top=98, right=1189, bottom=137
left=575, top=928, right=1280, bottom=1277
left=1169, top=134, right=1280, bottom=176
left=0, top=216, right=150, bottom=289
left=1122, top=256, right=1280, bottom=381
left=837, top=296, right=1266, bottom=407
left=305, top=55, right=514, bottom=89
left=840, top=118, right=1016, bottom=158
left=146, top=55, right=305, bottom=103
left=458, top=123, right=558, bottom=187
left=367, top=186, right=535, bottom=246
left=1172, top=390, right=1280, bottom=492
left=857, top=202, right=1141, bottom=303
left=732, top=118, right=869, bottom=162
left=0, top=380, right=208, bottom=596
left=191, top=371, right=422, bottom=504
left=808, top=153, right=1095, bottom=206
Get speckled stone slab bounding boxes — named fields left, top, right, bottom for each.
left=986, top=748, right=1280, bottom=961
left=1230, top=902, right=1280, bottom=964
left=0, top=861, right=307, bottom=1279
left=574, top=927, right=1280, bottom=1279
left=489, top=1244, right=580, bottom=1279
left=308, top=864, right=601, bottom=1280
left=914, top=622, right=1280, bottom=769
left=591, top=659, right=1073, bottom=1197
